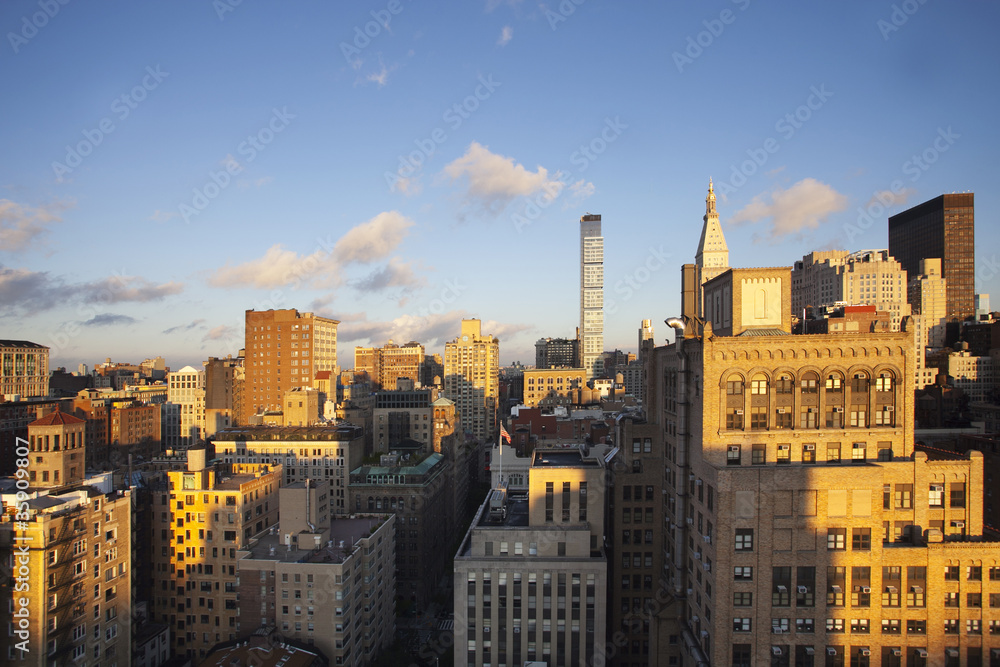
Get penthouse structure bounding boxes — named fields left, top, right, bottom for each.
left=354, top=340, right=425, bottom=391
left=454, top=447, right=608, bottom=666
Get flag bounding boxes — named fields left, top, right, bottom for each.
left=500, top=423, right=511, bottom=443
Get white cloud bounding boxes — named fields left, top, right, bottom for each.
left=0, top=199, right=69, bottom=252
left=209, top=244, right=335, bottom=290
left=567, top=179, right=596, bottom=203
left=332, top=211, right=414, bottom=264
left=730, top=178, right=848, bottom=241
left=203, top=324, right=240, bottom=342
left=340, top=311, right=531, bottom=350
left=0, top=266, right=183, bottom=315
left=364, top=59, right=397, bottom=88
left=208, top=211, right=415, bottom=290
left=443, top=142, right=565, bottom=213
left=497, top=25, right=513, bottom=46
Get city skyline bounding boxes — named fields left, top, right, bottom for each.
left=2, top=2, right=999, bottom=371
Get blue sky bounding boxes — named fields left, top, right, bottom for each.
left=2, top=0, right=998, bottom=370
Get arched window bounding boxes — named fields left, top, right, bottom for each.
left=750, top=374, right=768, bottom=395
left=367, top=496, right=374, bottom=510
left=726, top=375, right=744, bottom=395
left=875, top=371, right=895, bottom=392
left=851, top=371, right=869, bottom=393
left=801, top=372, right=819, bottom=394
left=776, top=373, right=793, bottom=394
left=825, top=373, right=844, bottom=392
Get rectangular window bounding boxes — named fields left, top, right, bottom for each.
left=751, top=443, right=766, bottom=465
left=929, top=484, right=944, bottom=507
left=851, top=528, right=871, bottom=551
left=734, top=566, right=753, bottom=581
left=727, top=445, right=741, bottom=466
left=800, top=408, right=817, bottom=429
left=750, top=407, right=767, bottom=430
left=776, top=444, right=790, bottom=464
left=735, top=529, right=753, bottom=552
left=774, top=409, right=792, bottom=429
left=733, top=592, right=752, bottom=606
left=726, top=409, right=744, bottom=430
left=950, top=483, right=966, bottom=508
left=851, top=442, right=866, bottom=461
left=826, top=443, right=841, bottom=463
left=894, top=485, right=913, bottom=509
left=827, top=528, right=847, bottom=551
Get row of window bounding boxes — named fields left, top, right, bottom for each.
left=726, top=441, right=895, bottom=465
left=735, top=617, right=994, bottom=635
left=725, top=371, right=895, bottom=394
left=725, top=406, right=895, bottom=431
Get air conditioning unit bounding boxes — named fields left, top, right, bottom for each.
left=688, top=474, right=695, bottom=481
left=804, top=444, right=815, bottom=451
left=772, top=646, right=783, bottom=655
left=513, top=626, right=520, bottom=633
left=912, top=586, right=923, bottom=593
left=728, top=445, right=740, bottom=453
left=735, top=409, right=743, bottom=415
left=861, top=586, right=871, bottom=594
left=887, top=586, right=897, bottom=593
left=917, top=649, right=928, bottom=658
left=827, top=648, right=837, bottom=656
left=892, top=649, right=902, bottom=657
left=483, top=626, right=490, bottom=633
left=797, top=586, right=808, bottom=594
left=772, top=627, right=784, bottom=634
left=831, top=585, right=842, bottom=593
left=687, top=589, right=694, bottom=597
left=700, top=630, right=709, bottom=638
left=703, top=562, right=711, bottom=572
left=777, top=585, right=787, bottom=593
left=885, top=406, right=894, bottom=412
left=695, top=479, right=703, bottom=486
left=835, top=406, right=844, bottom=413
left=694, top=550, right=702, bottom=560
left=702, top=534, right=712, bottom=544
left=777, top=408, right=785, bottom=414
left=953, top=521, right=966, bottom=528
left=686, top=517, right=694, bottom=525
left=861, top=649, right=871, bottom=657
left=931, top=485, right=944, bottom=492
left=691, top=615, right=699, bottom=622
left=806, top=407, right=815, bottom=413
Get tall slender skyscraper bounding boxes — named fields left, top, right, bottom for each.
left=580, top=214, right=604, bottom=379
left=889, top=193, right=975, bottom=321
left=444, top=319, right=499, bottom=440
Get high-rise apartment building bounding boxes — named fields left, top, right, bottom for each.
left=638, top=319, right=655, bottom=357
left=695, top=179, right=730, bottom=298
left=791, top=249, right=911, bottom=331
left=535, top=337, right=579, bottom=370
left=150, top=450, right=281, bottom=663
left=354, top=340, right=425, bottom=390
left=1, top=339, right=49, bottom=398
left=889, top=193, right=975, bottom=321
left=909, top=258, right=949, bottom=349
left=651, top=262, right=1000, bottom=666
left=204, top=355, right=245, bottom=431
left=580, top=214, right=605, bottom=380
left=1, top=477, right=132, bottom=667
left=164, top=365, right=206, bottom=447
left=444, top=319, right=499, bottom=441
left=454, top=447, right=608, bottom=666
left=244, top=309, right=339, bottom=414
left=235, top=480, right=396, bottom=665
left=212, top=423, right=365, bottom=515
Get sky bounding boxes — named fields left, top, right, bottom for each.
left=1, top=0, right=998, bottom=371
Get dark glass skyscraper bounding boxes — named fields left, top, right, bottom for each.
left=888, top=193, right=975, bottom=321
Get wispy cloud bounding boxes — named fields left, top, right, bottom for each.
left=364, top=58, right=397, bottom=88
left=163, top=318, right=207, bottom=335
left=203, top=324, right=240, bottom=342
left=0, top=199, right=71, bottom=252
left=443, top=142, right=565, bottom=214
left=497, top=25, right=513, bottom=46
left=865, top=187, right=917, bottom=209
left=730, top=178, right=848, bottom=242
left=80, top=313, right=138, bottom=327
left=340, top=310, right=532, bottom=350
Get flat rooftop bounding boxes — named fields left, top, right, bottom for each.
left=212, top=424, right=363, bottom=441
left=242, top=516, right=386, bottom=565
left=532, top=450, right=600, bottom=468
left=477, top=496, right=529, bottom=528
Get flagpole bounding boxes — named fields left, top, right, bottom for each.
left=497, top=423, right=503, bottom=486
